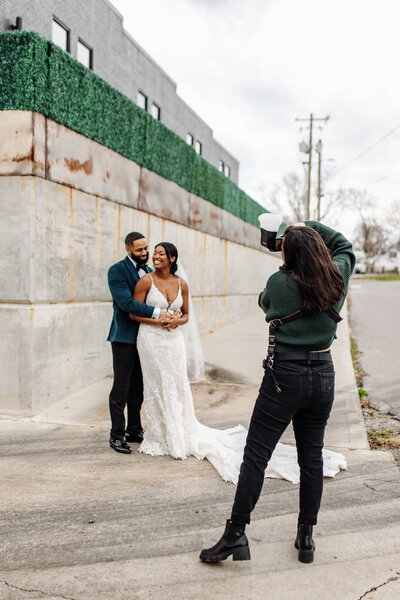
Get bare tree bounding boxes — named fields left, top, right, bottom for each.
left=268, top=172, right=307, bottom=222
left=388, top=202, right=400, bottom=248
left=264, top=171, right=353, bottom=225
left=351, top=194, right=400, bottom=259
left=353, top=219, right=392, bottom=258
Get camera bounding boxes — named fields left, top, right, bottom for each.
left=258, top=213, right=284, bottom=252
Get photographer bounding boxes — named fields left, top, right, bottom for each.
left=200, top=220, right=355, bottom=565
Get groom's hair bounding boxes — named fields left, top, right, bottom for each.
left=125, top=232, right=146, bottom=246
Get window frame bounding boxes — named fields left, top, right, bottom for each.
left=186, top=133, right=194, bottom=146
left=151, top=102, right=161, bottom=120
left=77, top=37, right=93, bottom=70
left=52, top=17, right=71, bottom=53
left=195, top=140, right=202, bottom=155
left=137, top=90, right=148, bottom=111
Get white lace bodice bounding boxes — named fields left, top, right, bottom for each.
left=145, top=276, right=183, bottom=313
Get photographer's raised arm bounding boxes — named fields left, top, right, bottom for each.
left=305, top=221, right=356, bottom=283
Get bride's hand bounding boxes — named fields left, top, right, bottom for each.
left=161, top=313, right=180, bottom=330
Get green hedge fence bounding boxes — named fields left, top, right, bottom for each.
left=0, top=31, right=266, bottom=226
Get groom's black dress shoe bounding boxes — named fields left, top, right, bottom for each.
left=200, top=520, right=250, bottom=563
left=109, top=438, right=132, bottom=454
left=125, top=430, right=144, bottom=444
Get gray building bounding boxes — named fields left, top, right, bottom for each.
left=0, top=0, right=239, bottom=183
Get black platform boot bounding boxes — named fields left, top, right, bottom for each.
left=200, top=520, right=251, bottom=563
left=295, top=523, right=315, bottom=563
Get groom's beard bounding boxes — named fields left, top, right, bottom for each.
left=131, top=251, right=149, bottom=267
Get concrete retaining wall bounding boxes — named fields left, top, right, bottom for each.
left=0, top=110, right=279, bottom=414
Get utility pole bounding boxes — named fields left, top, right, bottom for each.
left=315, top=139, right=322, bottom=220
left=296, top=114, right=329, bottom=219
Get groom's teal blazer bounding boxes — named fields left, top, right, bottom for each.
left=107, top=257, right=154, bottom=344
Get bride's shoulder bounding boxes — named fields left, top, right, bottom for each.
left=177, top=276, right=188, bottom=291
left=136, top=273, right=152, bottom=290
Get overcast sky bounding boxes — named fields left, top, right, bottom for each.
left=110, top=0, right=400, bottom=235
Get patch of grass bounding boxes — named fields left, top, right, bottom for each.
left=367, top=430, right=400, bottom=450
left=359, top=273, right=400, bottom=281
left=358, top=388, right=369, bottom=408
left=350, top=336, right=367, bottom=388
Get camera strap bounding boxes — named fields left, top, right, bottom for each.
left=263, top=307, right=342, bottom=393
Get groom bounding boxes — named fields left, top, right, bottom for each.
left=107, top=232, right=165, bottom=454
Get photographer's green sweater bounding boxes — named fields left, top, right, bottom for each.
left=258, top=221, right=356, bottom=353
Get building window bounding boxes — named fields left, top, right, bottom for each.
left=52, top=18, right=70, bottom=52
left=218, top=160, right=224, bottom=172
left=224, top=164, right=231, bottom=178
left=77, top=39, right=93, bottom=69
left=151, top=102, right=161, bottom=120
left=195, top=140, right=202, bottom=155
left=137, top=91, right=148, bottom=111
left=186, top=133, right=194, bottom=146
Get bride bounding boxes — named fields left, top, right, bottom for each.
left=130, top=242, right=346, bottom=484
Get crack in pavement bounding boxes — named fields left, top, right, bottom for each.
left=363, top=482, right=380, bottom=493
left=0, top=579, right=78, bottom=600
left=357, top=571, right=400, bottom=599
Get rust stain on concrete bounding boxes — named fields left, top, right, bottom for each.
left=64, top=156, right=93, bottom=175
left=11, top=146, right=34, bottom=163
left=95, top=197, right=99, bottom=238
left=161, top=208, right=172, bottom=220
left=138, top=171, right=149, bottom=211
left=69, top=188, right=74, bottom=224
left=53, top=122, right=62, bottom=138
left=117, top=204, right=121, bottom=259
left=106, top=171, right=111, bottom=179
left=34, top=160, right=45, bottom=172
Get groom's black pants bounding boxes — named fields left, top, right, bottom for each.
left=231, top=358, right=335, bottom=526
left=109, top=342, right=143, bottom=440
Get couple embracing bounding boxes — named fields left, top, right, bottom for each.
left=107, top=231, right=246, bottom=479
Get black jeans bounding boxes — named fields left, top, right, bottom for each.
left=231, top=359, right=335, bottom=526
left=109, top=342, right=143, bottom=440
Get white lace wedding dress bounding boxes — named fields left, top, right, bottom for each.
left=136, top=277, right=347, bottom=484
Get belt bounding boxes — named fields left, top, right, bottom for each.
left=274, top=351, right=332, bottom=362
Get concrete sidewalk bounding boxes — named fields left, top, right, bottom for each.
left=1, top=308, right=399, bottom=600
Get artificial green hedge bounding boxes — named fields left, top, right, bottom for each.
left=0, top=31, right=266, bottom=226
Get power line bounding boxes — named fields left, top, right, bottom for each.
left=335, top=120, right=400, bottom=173
left=346, top=174, right=400, bottom=188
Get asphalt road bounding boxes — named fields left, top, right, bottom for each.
left=349, top=278, right=400, bottom=418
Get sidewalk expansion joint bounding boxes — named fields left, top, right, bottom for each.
left=0, top=579, right=78, bottom=600
left=363, top=480, right=388, bottom=493
left=357, top=571, right=400, bottom=600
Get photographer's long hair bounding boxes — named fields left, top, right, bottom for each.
left=283, top=226, right=344, bottom=314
